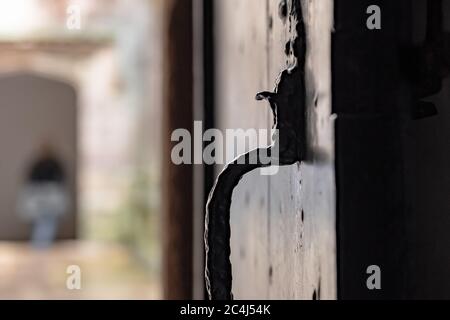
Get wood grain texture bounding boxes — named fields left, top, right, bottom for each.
left=162, top=0, right=194, bottom=300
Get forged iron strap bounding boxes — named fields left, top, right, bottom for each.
left=204, top=0, right=306, bottom=300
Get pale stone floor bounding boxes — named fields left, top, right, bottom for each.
left=0, top=241, right=161, bottom=299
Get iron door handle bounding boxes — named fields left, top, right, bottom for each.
left=204, top=65, right=306, bottom=299
left=204, top=0, right=306, bottom=301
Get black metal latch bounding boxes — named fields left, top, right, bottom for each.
left=204, top=68, right=305, bottom=300
left=204, top=0, right=306, bottom=300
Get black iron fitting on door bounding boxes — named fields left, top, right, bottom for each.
left=204, top=0, right=306, bottom=300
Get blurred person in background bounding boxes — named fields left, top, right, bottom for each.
left=17, top=143, right=69, bottom=249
